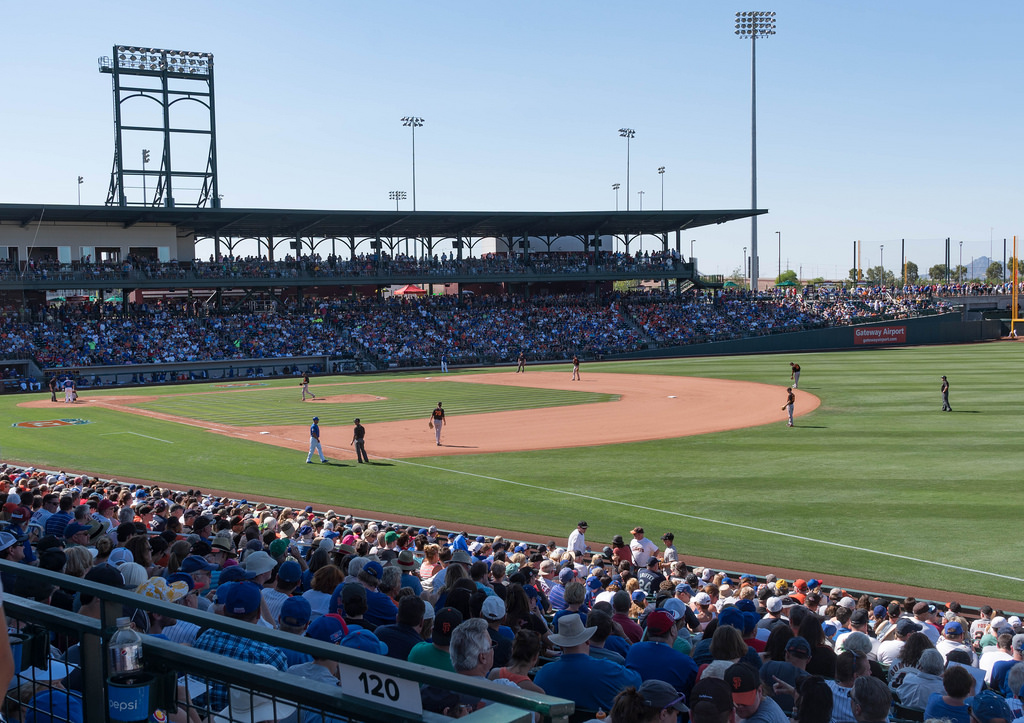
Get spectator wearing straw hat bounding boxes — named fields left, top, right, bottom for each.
left=534, top=612, right=642, bottom=712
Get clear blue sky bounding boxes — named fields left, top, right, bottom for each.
left=2, top=1, right=1021, bottom=279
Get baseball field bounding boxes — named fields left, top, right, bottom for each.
left=3, top=341, right=1022, bottom=601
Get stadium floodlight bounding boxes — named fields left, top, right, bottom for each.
left=734, top=10, right=776, bottom=291
left=389, top=190, right=407, bottom=210
left=618, top=128, right=635, bottom=210
left=658, top=166, right=666, bottom=210
left=109, top=45, right=213, bottom=76
left=401, top=117, right=425, bottom=211
left=612, top=182, right=620, bottom=211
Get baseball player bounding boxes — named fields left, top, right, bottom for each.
left=352, top=418, right=369, bottom=463
left=571, top=354, right=581, bottom=381
left=428, top=402, right=446, bottom=446
left=781, top=387, right=795, bottom=427
left=48, top=375, right=57, bottom=403
left=306, top=416, right=328, bottom=463
left=440, top=351, right=449, bottom=374
left=516, top=352, right=526, bottom=373
left=941, top=376, right=951, bottom=412
left=301, top=373, right=317, bottom=401
left=790, top=362, right=801, bottom=388
left=62, top=377, right=75, bottom=404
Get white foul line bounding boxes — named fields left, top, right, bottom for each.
left=100, top=432, right=174, bottom=444
left=366, top=454, right=1023, bottom=583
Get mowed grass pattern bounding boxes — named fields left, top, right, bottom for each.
left=127, top=381, right=619, bottom=427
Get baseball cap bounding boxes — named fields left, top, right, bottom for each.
left=912, top=602, right=936, bottom=615
left=646, top=610, right=675, bottom=637
left=362, top=561, right=383, bottom=580
left=1011, top=634, right=1024, bottom=652
left=433, top=607, right=463, bottom=646
left=481, top=596, right=506, bottom=622
left=837, top=596, right=858, bottom=610
left=558, top=568, right=575, bottom=584
left=637, top=679, right=689, bottom=713
left=971, top=690, right=1015, bottom=723
left=341, top=629, right=388, bottom=655
left=630, top=527, right=644, bottom=534
left=180, top=555, right=216, bottom=574
left=0, top=532, right=18, bottom=553
left=944, top=621, right=964, bottom=636
left=766, top=596, right=783, bottom=613
left=896, top=618, right=922, bottom=636
left=63, top=521, right=90, bottom=538
left=279, top=596, right=312, bottom=628
left=725, top=663, right=761, bottom=706
left=218, top=565, right=256, bottom=583
left=277, top=560, right=301, bottom=584
left=224, top=581, right=262, bottom=617
left=660, top=598, right=688, bottom=621
left=718, top=607, right=744, bottom=632
left=690, top=677, right=733, bottom=715
left=8, top=506, right=29, bottom=523
left=785, top=636, right=811, bottom=658
left=631, top=590, right=647, bottom=603
left=850, top=609, right=870, bottom=626
left=312, top=416, right=319, bottom=421
left=577, top=521, right=588, bottom=528
left=306, top=614, right=349, bottom=644
left=694, top=592, right=712, bottom=606
left=675, top=583, right=694, bottom=596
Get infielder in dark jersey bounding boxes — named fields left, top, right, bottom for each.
left=428, top=402, right=446, bottom=446
left=301, top=373, right=317, bottom=401
left=571, top=354, right=580, bottom=381
left=782, top=387, right=795, bottom=427
left=516, top=352, right=526, bottom=373
left=790, top=362, right=801, bottom=388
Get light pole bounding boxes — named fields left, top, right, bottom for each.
left=77, top=176, right=83, bottom=205
left=618, top=128, right=635, bottom=210
left=735, top=10, right=776, bottom=291
left=958, top=240, right=963, bottom=281
left=776, top=230, right=781, bottom=278
left=691, top=239, right=696, bottom=260
left=401, top=117, right=424, bottom=211
left=142, top=149, right=150, bottom=205
left=637, top=190, right=645, bottom=210
left=389, top=190, right=407, bottom=211
left=880, top=244, right=884, bottom=287
left=658, top=166, right=666, bottom=210
left=743, top=245, right=747, bottom=284
left=612, top=183, right=620, bottom=211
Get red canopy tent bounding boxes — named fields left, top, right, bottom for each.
left=393, top=284, right=428, bottom=296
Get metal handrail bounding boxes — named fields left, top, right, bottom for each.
left=0, top=561, right=573, bottom=722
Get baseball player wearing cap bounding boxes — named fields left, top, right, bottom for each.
left=301, top=373, right=317, bottom=401
left=790, top=362, right=801, bottom=388
left=941, top=376, right=951, bottom=411
left=306, top=417, right=327, bottom=464
left=571, top=354, right=581, bottom=381
left=62, top=376, right=75, bottom=403
left=428, top=402, right=446, bottom=446
left=629, top=527, right=658, bottom=568
left=782, top=387, right=795, bottom=427
left=516, top=352, right=526, bottom=373
left=351, top=419, right=369, bottom=463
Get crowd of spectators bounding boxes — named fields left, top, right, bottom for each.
left=0, top=464, right=1021, bottom=722
left=0, top=284, right=963, bottom=376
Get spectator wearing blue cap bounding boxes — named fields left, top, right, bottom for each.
left=937, top=620, right=978, bottom=665
left=548, top=567, right=574, bottom=612
left=285, top=614, right=348, bottom=686
left=355, top=561, right=397, bottom=627
left=192, top=581, right=287, bottom=710
left=262, top=560, right=302, bottom=623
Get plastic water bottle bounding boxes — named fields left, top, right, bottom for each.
left=109, top=617, right=143, bottom=674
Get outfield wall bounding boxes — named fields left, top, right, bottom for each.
left=610, top=314, right=1002, bottom=360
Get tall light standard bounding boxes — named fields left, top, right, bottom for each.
left=658, top=166, right=666, bottom=210
left=880, top=244, right=885, bottom=287
left=389, top=190, right=407, bottom=210
left=776, top=230, right=781, bottom=278
left=735, top=10, right=776, bottom=291
left=743, top=245, right=747, bottom=284
left=141, top=149, right=150, bottom=205
left=77, top=176, right=83, bottom=205
left=401, top=117, right=424, bottom=211
left=618, top=128, right=635, bottom=210
left=959, top=240, right=963, bottom=281
left=637, top=190, right=645, bottom=210
left=612, top=183, right=620, bottom=211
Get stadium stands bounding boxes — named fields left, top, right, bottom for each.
left=0, top=462, right=1020, bottom=721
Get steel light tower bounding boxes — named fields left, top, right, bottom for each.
left=619, top=128, right=635, bottom=210
left=401, top=117, right=424, bottom=211
left=735, top=11, right=776, bottom=290
left=612, top=183, right=620, bottom=211
left=637, top=190, right=645, bottom=210
left=658, top=166, right=666, bottom=210
left=959, top=240, right=963, bottom=281
left=389, top=190, right=407, bottom=210
left=77, top=176, right=83, bottom=205
left=880, top=244, right=885, bottom=287
left=776, top=230, right=781, bottom=278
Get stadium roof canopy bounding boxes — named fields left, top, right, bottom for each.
left=0, top=204, right=765, bottom=238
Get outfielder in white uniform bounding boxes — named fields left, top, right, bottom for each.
left=307, top=416, right=327, bottom=463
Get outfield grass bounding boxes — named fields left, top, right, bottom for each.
left=3, top=344, right=1022, bottom=600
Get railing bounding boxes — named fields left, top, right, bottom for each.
left=0, top=561, right=573, bottom=723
